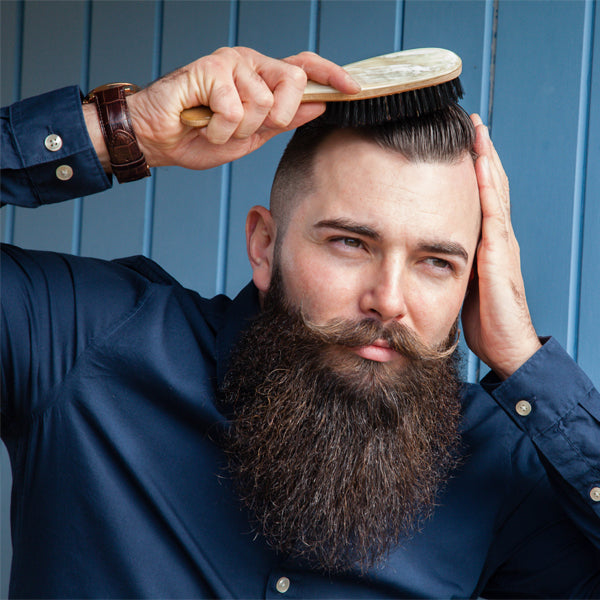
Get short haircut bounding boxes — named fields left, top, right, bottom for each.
left=269, top=103, right=475, bottom=232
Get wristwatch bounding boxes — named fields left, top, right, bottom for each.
left=83, top=83, right=151, bottom=183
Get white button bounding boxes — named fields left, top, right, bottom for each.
left=276, top=576, right=290, bottom=593
left=515, top=400, right=532, bottom=416
left=44, top=134, right=63, bottom=152
left=56, top=165, right=73, bottom=181
left=590, top=487, right=600, bottom=502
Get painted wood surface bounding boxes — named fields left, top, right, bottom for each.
left=1, top=1, right=598, bottom=595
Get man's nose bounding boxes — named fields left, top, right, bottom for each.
left=359, top=259, right=408, bottom=323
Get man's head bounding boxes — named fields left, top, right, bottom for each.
left=225, top=105, right=480, bottom=572
left=246, top=104, right=480, bottom=355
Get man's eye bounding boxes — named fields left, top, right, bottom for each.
left=331, top=237, right=363, bottom=249
left=425, top=257, right=452, bottom=270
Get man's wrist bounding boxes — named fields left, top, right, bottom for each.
left=83, top=102, right=111, bottom=174
left=492, top=337, right=543, bottom=381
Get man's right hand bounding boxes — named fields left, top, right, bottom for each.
left=88, top=47, right=359, bottom=172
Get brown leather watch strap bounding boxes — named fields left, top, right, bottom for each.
left=84, top=83, right=150, bottom=184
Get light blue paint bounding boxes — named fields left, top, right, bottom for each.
left=71, top=0, right=93, bottom=257
left=394, top=0, right=405, bottom=51
left=466, top=0, right=498, bottom=384
left=308, top=0, right=320, bottom=53
left=216, top=0, right=240, bottom=294
left=2, top=0, right=24, bottom=246
left=142, top=0, right=164, bottom=259
left=567, top=0, right=595, bottom=360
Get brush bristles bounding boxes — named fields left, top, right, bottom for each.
left=321, top=77, right=464, bottom=126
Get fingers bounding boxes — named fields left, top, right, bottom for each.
left=471, top=115, right=511, bottom=233
left=192, top=47, right=358, bottom=144
left=205, top=57, right=275, bottom=143
left=133, top=46, right=356, bottom=168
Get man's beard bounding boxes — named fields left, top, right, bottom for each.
left=221, top=269, right=463, bottom=573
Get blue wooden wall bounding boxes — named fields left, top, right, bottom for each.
left=1, top=0, right=598, bottom=595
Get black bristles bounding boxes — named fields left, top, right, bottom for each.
left=321, top=77, right=464, bottom=127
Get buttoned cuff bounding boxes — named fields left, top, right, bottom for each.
left=3, top=86, right=111, bottom=206
left=480, top=337, right=593, bottom=433
left=481, top=337, right=600, bottom=507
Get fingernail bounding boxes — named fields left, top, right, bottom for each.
left=345, top=72, right=361, bottom=91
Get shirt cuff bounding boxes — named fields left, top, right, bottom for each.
left=481, top=337, right=600, bottom=506
left=480, top=337, right=595, bottom=434
left=5, top=86, right=111, bottom=206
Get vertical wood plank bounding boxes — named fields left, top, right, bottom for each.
left=79, top=0, right=156, bottom=260
left=0, top=4, right=20, bottom=592
left=225, top=0, right=314, bottom=296
left=403, top=0, right=487, bottom=122
left=567, top=0, right=595, bottom=359
left=492, top=1, right=585, bottom=347
left=319, top=1, right=397, bottom=64
left=0, top=1, right=19, bottom=108
left=70, top=0, right=93, bottom=257
left=0, top=0, right=22, bottom=247
left=11, top=0, right=87, bottom=253
left=152, top=0, right=232, bottom=297
left=578, top=1, right=600, bottom=387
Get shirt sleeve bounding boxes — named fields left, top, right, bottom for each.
left=0, top=244, right=150, bottom=426
left=481, top=338, right=600, bottom=552
left=1, top=85, right=111, bottom=207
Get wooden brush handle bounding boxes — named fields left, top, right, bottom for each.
left=180, top=106, right=214, bottom=127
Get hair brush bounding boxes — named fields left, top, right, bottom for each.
left=180, top=47, right=463, bottom=128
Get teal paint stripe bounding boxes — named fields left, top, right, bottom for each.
left=71, top=0, right=93, bottom=257
left=215, top=0, right=239, bottom=294
left=3, top=0, right=25, bottom=245
left=394, top=0, right=404, bottom=51
left=567, top=0, right=595, bottom=360
left=479, top=0, right=497, bottom=128
left=143, top=0, right=164, bottom=258
left=466, top=0, right=498, bottom=384
left=308, top=0, right=320, bottom=53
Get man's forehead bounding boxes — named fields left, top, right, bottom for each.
left=311, top=127, right=474, bottom=182
left=302, top=129, right=481, bottom=239
left=311, top=129, right=476, bottom=193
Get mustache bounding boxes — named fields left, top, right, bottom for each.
left=300, top=315, right=459, bottom=362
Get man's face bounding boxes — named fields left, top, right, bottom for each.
left=269, top=130, right=481, bottom=357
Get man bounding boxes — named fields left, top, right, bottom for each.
left=1, top=47, right=599, bottom=598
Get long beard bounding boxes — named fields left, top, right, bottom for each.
left=221, top=272, right=463, bottom=573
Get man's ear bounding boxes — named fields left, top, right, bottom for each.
left=246, top=205, right=277, bottom=293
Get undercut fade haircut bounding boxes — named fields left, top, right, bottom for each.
left=269, top=103, right=476, bottom=232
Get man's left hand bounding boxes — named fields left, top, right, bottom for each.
left=461, top=114, right=541, bottom=379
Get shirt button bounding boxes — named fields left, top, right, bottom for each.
left=56, top=164, right=73, bottom=181
left=515, top=400, right=532, bottom=416
left=44, top=133, right=63, bottom=151
left=276, top=576, right=290, bottom=593
left=590, top=487, right=600, bottom=502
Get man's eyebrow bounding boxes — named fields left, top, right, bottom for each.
left=313, top=219, right=381, bottom=241
left=314, top=220, right=469, bottom=262
left=418, top=241, right=469, bottom=263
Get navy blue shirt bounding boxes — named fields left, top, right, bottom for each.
left=1, top=88, right=600, bottom=598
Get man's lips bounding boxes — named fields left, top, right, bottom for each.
left=349, top=339, right=400, bottom=363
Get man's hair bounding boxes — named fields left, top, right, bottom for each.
left=270, top=103, right=476, bottom=231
